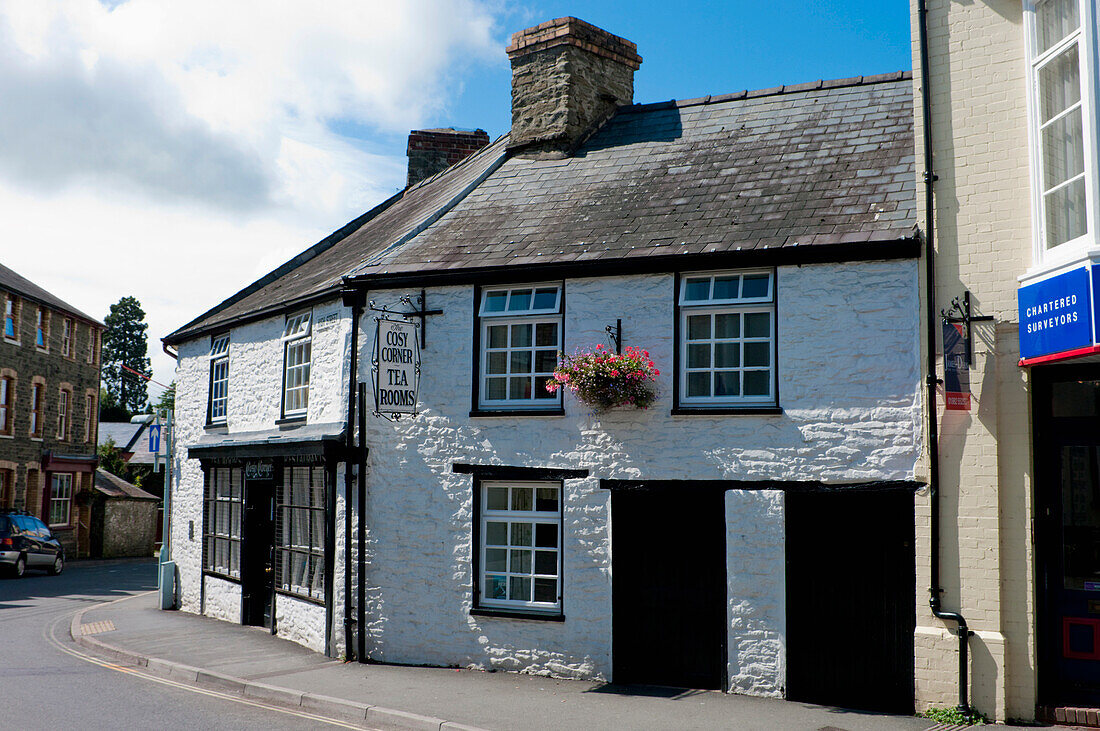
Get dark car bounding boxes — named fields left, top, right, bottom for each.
left=0, top=511, right=65, bottom=578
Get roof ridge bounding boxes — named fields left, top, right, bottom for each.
left=622, top=69, right=912, bottom=114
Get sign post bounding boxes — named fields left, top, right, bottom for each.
left=372, top=318, right=420, bottom=419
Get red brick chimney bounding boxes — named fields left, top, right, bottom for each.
left=406, top=128, right=491, bottom=187
left=506, top=17, right=642, bottom=156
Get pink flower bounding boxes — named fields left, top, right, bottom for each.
left=611, top=370, right=619, bottom=377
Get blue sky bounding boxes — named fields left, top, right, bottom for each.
left=0, top=1, right=911, bottom=395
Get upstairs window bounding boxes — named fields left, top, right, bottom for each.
left=29, top=382, right=42, bottom=438
left=0, top=377, right=12, bottom=436
left=3, top=294, right=17, bottom=342
left=282, top=312, right=311, bottom=418
left=61, top=318, right=72, bottom=357
left=35, top=307, right=48, bottom=350
left=87, top=329, right=98, bottom=364
left=1027, top=0, right=1097, bottom=258
left=678, top=271, right=776, bottom=408
left=56, top=388, right=70, bottom=440
left=83, top=393, right=94, bottom=443
left=208, top=335, right=230, bottom=424
left=477, top=285, right=562, bottom=411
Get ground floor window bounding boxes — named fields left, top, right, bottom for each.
left=203, top=466, right=242, bottom=579
left=478, top=480, right=562, bottom=613
left=48, top=473, right=73, bottom=526
left=275, top=463, right=325, bottom=601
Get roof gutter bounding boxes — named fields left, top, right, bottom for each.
left=919, top=0, right=972, bottom=714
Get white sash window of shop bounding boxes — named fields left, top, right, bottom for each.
left=49, top=473, right=72, bottom=527
left=203, top=467, right=242, bottom=578
left=276, top=464, right=325, bottom=601
left=1026, top=0, right=1100, bottom=264
left=478, top=285, right=562, bottom=410
left=479, top=481, right=562, bottom=612
left=282, top=312, right=312, bottom=417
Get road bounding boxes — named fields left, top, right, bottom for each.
left=0, top=558, right=353, bottom=730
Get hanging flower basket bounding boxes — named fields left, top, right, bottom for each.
left=546, top=345, right=660, bottom=412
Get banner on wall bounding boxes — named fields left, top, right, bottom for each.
left=943, top=321, right=970, bottom=411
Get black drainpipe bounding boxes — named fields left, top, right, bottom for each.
left=918, top=0, right=972, bottom=714
left=341, top=288, right=364, bottom=661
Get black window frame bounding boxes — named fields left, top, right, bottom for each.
left=202, top=465, right=243, bottom=582
left=274, top=462, right=327, bottom=605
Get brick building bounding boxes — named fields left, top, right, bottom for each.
left=1, top=262, right=103, bottom=557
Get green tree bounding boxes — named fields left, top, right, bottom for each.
left=153, top=382, right=175, bottom=415
left=98, top=437, right=128, bottom=479
left=102, top=296, right=152, bottom=415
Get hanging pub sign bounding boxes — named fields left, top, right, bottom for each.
left=943, top=321, right=970, bottom=411
left=372, top=317, right=421, bottom=418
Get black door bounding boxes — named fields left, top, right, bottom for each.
left=786, top=489, right=914, bottom=714
left=1034, top=367, right=1100, bottom=707
left=242, top=474, right=275, bottom=628
left=611, top=486, right=726, bottom=689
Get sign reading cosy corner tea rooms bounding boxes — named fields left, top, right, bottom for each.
left=373, top=318, right=420, bottom=416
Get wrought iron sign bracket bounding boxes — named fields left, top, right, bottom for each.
left=368, top=289, right=443, bottom=347
left=605, top=319, right=622, bottom=354
left=940, top=290, right=994, bottom=366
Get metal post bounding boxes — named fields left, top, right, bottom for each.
left=159, top=409, right=176, bottom=609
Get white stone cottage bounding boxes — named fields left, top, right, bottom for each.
left=164, top=18, right=922, bottom=712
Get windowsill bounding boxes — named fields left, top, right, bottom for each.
left=30, top=436, right=42, bottom=441
left=469, top=408, right=565, bottom=418
left=50, top=525, right=73, bottom=531
left=0, top=433, right=12, bottom=439
left=276, top=415, right=307, bottom=426
left=671, top=406, right=783, bottom=416
left=275, top=588, right=324, bottom=606
left=470, top=607, right=565, bottom=622
left=204, top=421, right=228, bottom=432
left=203, top=569, right=242, bottom=585
left=2, top=337, right=18, bottom=345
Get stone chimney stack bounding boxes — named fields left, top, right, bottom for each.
left=506, top=17, right=642, bottom=156
left=406, top=128, right=491, bottom=187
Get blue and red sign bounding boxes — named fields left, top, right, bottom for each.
left=943, top=321, right=970, bottom=411
left=1018, top=266, right=1094, bottom=361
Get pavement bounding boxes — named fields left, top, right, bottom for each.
left=70, top=581, right=1002, bottom=731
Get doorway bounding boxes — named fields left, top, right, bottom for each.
left=611, top=486, right=726, bottom=689
left=1035, top=366, right=1100, bottom=707
left=241, top=469, right=275, bottom=629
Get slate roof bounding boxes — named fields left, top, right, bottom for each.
left=0, top=261, right=102, bottom=325
left=99, top=422, right=143, bottom=452
left=94, top=468, right=159, bottom=501
left=166, top=71, right=916, bottom=344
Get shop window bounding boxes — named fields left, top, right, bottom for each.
left=0, top=376, right=12, bottom=436
left=281, top=312, right=311, bottom=418
left=476, top=284, right=562, bottom=411
left=61, top=318, right=72, bottom=357
left=1026, top=0, right=1098, bottom=262
left=208, top=334, right=230, bottom=424
left=203, top=467, right=242, bottom=579
left=35, top=307, right=48, bottom=350
left=3, top=293, right=18, bottom=342
left=677, top=270, right=776, bottom=408
left=275, top=464, right=326, bottom=602
left=49, top=473, right=72, bottom=526
left=477, top=480, right=562, bottom=614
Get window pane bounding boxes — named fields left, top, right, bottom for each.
left=744, top=342, right=770, bottom=367
left=687, top=314, right=711, bottom=340
left=511, top=549, right=532, bottom=573
left=715, top=342, right=739, bottom=368
left=486, top=575, right=507, bottom=599
left=507, top=290, right=532, bottom=311
left=713, top=276, right=739, bottom=300
left=1037, top=0, right=1079, bottom=55
left=533, top=578, right=557, bottom=603
left=535, top=522, right=557, bottom=548
left=487, top=325, right=507, bottom=348
left=511, top=487, right=533, bottom=511
left=510, top=576, right=531, bottom=601
left=715, top=371, right=740, bottom=396
left=535, top=350, right=557, bottom=373
left=535, top=322, right=557, bottom=347
left=486, top=377, right=507, bottom=400
left=687, top=343, right=711, bottom=368
left=715, top=313, right=739, bottom=339
left=1046, top=176, right=1088, bottom=248
left=485, top=548, right=507, bottom=572
left=511, top=324, right=532, bottom=348
left=487, top=352, right=507, bottom=374
left=509, top=377, right=531, bottom=400
left=510, top=350, right=532, bottom=374
left=684, top=278, right=710, bottom=301
left=535, top=487, right=557, bottom=512
left=534, top=376, right=555, bottom=398
left=511, top=522, right=532, bottom=546
left=687, top=371, right=711, bottom=397
left=741, top=274, right=770, bottom=298
left=535, top=550, right=556, bottom=574
left=487, top=487, right=508, bottom=510
left=486, top=521, right=507, bottom=545
left=532, top=288, right=558, bottom=310
left=1040, top=44, right=1081, bottom=123
left=484, top=291, right=507, bottom=313
left=1042, top=107, right=1084, bottom=189
left=744, top=312, right=771, bottom=338
left=744, top=370, right=770, bottom=396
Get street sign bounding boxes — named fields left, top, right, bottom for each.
left=148, top=424, right=161, bottom=453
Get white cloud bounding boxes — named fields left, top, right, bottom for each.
left=0, top=0, right=506, bottom=400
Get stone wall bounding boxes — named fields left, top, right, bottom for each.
left=101, top=498, right=157, bottom=558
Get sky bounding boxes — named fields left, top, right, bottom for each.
left=0, top=0, right=911, bottom=402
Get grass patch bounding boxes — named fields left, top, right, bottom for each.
left=919, top=706, right=988, bottom=725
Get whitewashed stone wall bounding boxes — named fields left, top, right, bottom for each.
left=358, top=260, right=921, bottom=694
left=170, top=300, right=351, bottom=654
